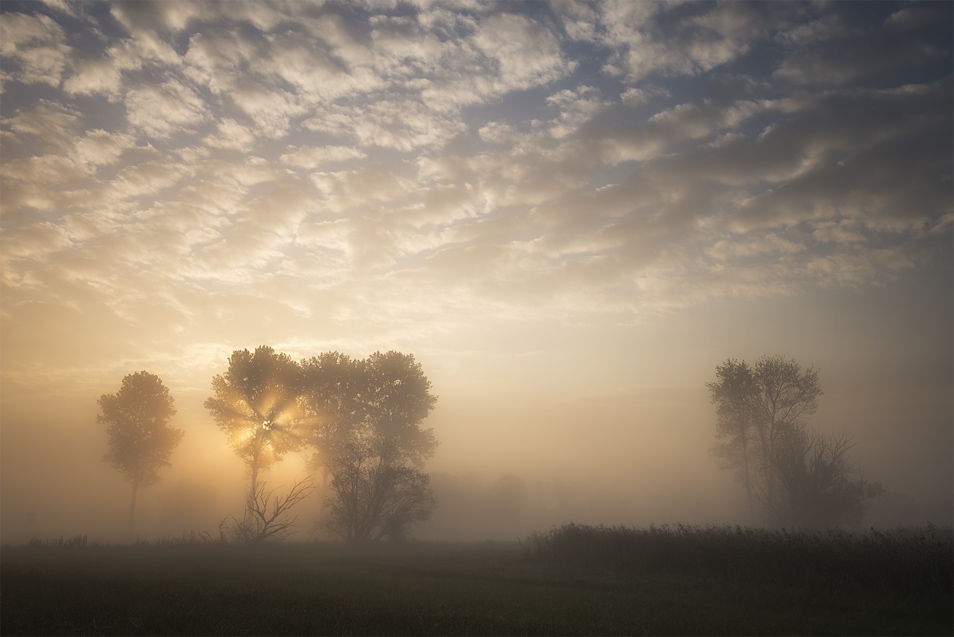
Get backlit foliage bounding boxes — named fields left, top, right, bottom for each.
left=205, top=346, right=306, bottom=489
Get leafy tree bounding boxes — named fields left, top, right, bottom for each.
left=708, top=355, right=880, bottom=527
left=325, top=442, right=435, bottom=542
left=300, top=351, right=365, bottom=500
left=99, top=371, right=183, bottom=535
left=708, top=359, right=759, bottom=519
left=205, top=346, right=311, bottom=542
left=205, top=346, right=305, bottom=494
left=361, top=350, right=438, bottom=466
left=305, top=351, right=438, bottom=541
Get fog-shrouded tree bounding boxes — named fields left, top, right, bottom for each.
left=99, top=371, right=183, bottom=536
left=362, top=350, right=439, bottom=467
left=205, top=346, right=305, bottom=494
left=773, top=429, right=884, bottom=528
left=709, top=355, right=880, bottom=527
left=299, top=351, right=364, bottom=506
left=708, top=359, right=760, bottom=519
left=306, top=351, right=438, bottom=541
left=205, top=346, right=312, bottom=541
left=325, top=441, right=436, bottom=542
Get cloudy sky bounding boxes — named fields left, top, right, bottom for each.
left=1, top=0, right=951, bottom=540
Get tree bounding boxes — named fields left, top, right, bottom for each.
left=205, top=346, right=305, bottom=494
left=708, top=359, right=759, bottom=519
left=305, top=351, right=439, bottom=541
left=205, top=346, right=311, bottom=542
left=747, top=355, right=823, bottom=515
left=324, top=442, right=435, bottom=542
left=299, top=351, right=364, bottom=506
left=773, top=429, right=884, bottom=528
left=99, top=371, right=183, bottom=536
left=708, top=355, right=880, bottom=528
left=361, top=350, right=438, bottom=467
left=219, top=477, right=315, bottom=543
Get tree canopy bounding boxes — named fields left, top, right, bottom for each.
left=205, top=346, right=306, bottom=491
left=99, top=371, right=183, bottom=534
left=207, top=347, right=439, bottom=542
left=708, top=355, right=881, bottom=528
left=301, top=350, right=439, bottom=541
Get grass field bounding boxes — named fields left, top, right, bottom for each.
left=2, top=524, right=951, bottom=636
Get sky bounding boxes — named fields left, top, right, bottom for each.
left=1, top=0, right=951, bottom=542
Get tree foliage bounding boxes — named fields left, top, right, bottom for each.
left=302, top=351, right=438, bottom=541
left=300, top=351, right=365, bottom=480
left=99, top=371, right=183, bottom=534
left=207, top=347, right=439, bottom=542
left=708, top=355, right=881, bottom=528
left=324, top=442, right=436, bottom=542
left=205, top=346, right=305, bottom=492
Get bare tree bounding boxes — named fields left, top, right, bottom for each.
left=99, top=371, right=183, bottom=536
left=219, top=477, right=315, bottom=543
left=773, top=429, right=884, bottom=528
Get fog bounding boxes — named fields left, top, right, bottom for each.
left=1, top=0, right=952, bottom=545
left=3, top=292, right=951, bottom=545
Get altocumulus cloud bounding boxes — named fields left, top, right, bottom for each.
left=0, top=0, right=951, bottom=383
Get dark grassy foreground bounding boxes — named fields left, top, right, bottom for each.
left=2, top=524, right=951, bottom=636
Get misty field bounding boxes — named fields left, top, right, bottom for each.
left=2, top=524, right=951, bottom=636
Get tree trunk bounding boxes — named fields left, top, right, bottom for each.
left=128, top=479, right=138, bottom=539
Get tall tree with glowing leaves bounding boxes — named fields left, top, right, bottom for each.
left=205, top=346, right=314, bottom=542
left=205, top=346, right=306, bottom=495
left=99, top=371, right=183, bottom=536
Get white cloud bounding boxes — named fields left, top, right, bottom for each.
left=0, top=0, right=949, bottom=364
left=2, top=99, right=80, bottom=150
left=472, top=13, right=571, bottom=94
left=620, top=85, right=670, bottom=107
left=69, top=130, right=137, bottom=169
left=63, top=58, right=124, bottom=99
left=204, top=118, right=257, bottom=151
left=280, top=145, right=367, bottom=170
left=125, top=79, right=210, bottom=138
left=598, top=2, right=783, bottom=81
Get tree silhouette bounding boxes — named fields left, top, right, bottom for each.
left=708, top=355, right=881, bottom=527
left=300, top=351, right=365, bottom=509
left=774, top=429, right=884, bottom=527
left=205, top=346, right=313, bottom=542
left=205, top=346, right=305, bottom=494
left=708, top=359, right=759, bottom=519
left=306, top=351, right=438, bottom=541
left=325, top=442, right=435, bottom=542
left=99, top=371, right=183, bottom=536
left=218, top=477, right=315, bottom=543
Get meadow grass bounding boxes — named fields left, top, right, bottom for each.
left=2, top=525, right=951, bottom=636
